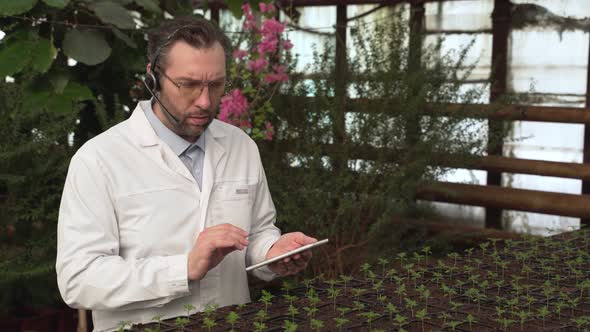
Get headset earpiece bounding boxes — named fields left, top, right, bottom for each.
left=145, top=70, right=159, bottom=92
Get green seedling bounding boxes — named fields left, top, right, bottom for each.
left=252, top=321, right=267, bottom=332
left=358, top=311, right=380, bottom=330
left=327, top=287, right=341, bottom=310
left=415, top=308, right=430, bottom=332
left=465, top=314, right=477, bottom=331
left=385, top=302, right=398, bottom=321
left=282, top=319, right=298, bottom=332
left=174, top=317, right=189, bottom=331
left=339, top=274, right=352, bottom=295
left=287, top=304, right=299, bottom=322
left=117, top=321, right=132, bottom=332
left=334, top=317, right=349, bottom=332
left=310, top=318, right=324, bottom=332
left=445, top=320, right=462, bottom=332
left=404, top=298, right=417, bottom=317
left=202, top=317, right=216, bottom=332
left=337, top=306, right=351, bottom=317
left=259, top=289, right=274, bottom=314
left=226, top=311, right=239, bottom=331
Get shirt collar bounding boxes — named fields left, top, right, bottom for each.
left=144, top=100, right=206, bottom=156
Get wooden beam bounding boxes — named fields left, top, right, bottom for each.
left=262, top=140, right=590, bottom=180
left=457, top=155, right=590, bottom=181
left=416, top=181, right=590, bottom=219
left=278, top=94, right=590, bottom=124
left=486, top=0, right=511, bottom=229
left=428, top=103, right=590, bottom=124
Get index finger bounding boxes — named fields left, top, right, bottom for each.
left=207, top=223, right=249, bottom=236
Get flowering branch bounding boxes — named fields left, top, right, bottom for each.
left=218, top=2, right=292, bottom=141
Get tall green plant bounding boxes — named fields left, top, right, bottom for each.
left=265, top=9, right=497, bottom=276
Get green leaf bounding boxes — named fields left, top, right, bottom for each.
left=0, top=37, right=35, bottom=76
left=50, top=73, right=69, bottom=94
left=64, top=82, right=94, bottom=100
left=62, top=29, right=111, bottom=65
left=31, top=38, right=56, bottom=73
left=41, top=0, right=70, bottom=8
left=21, top=90, right=51, bottom=114
left=226, top=0, right=243, bottom=19
left=90, top=1, right=135, bottom=29
left=111, top=27, right=137, bottom=48
left=161, top=0, right=192, bottom=16
left=134, top=0, right=161, bottom=13
left=0, top=0, right=37, bottom=15
left=23, top=82, right=94, bottom=115
left=82, top=0, right=133, bottom=4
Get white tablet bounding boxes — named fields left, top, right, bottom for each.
left=245, top=238, right=329, bottom=272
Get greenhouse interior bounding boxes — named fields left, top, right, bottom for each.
left=1, top=0, right=590, bottom=331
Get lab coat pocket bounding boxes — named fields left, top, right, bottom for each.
left=210, top=181, right=254, bottom=232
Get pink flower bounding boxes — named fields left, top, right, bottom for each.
left=242, top=3, right=257, bottom=32
left=241, top=3, right=252, bottom=14
left=261, top=18, right=284, bottom=36
left=282, top=39, right=293, bottom=50
left=264, top=121, right=274, bottom=141
left=257, top=37, right=278, bottom=54
left=233, top=49, right=248, bottom=60
left=247, top=58, right=269, bottom=72
left=264, top=65, right=288, bottom=83
left=219, top=89, right=249, bottom=127
left=239, top=119, right=252, bottom=130
left=259, top=2, right=275, bottom=14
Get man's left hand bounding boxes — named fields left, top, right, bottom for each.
left=266, top=232, right=317, bottom=276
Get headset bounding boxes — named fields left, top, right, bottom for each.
left=141, top=26, right=195, bottom=128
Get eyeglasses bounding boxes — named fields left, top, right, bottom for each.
left=156, top=67, right=229, bottom=99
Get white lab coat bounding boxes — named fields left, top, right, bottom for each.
left=56, top=100, right=281, bottom=331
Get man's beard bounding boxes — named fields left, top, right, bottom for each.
left=157, top=91, right=216, bottom=139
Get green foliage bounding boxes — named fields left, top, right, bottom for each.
left=90, top=1, right=136, bottom=29
left=0, top=0, right=37, bottom=15
left=265, top=9, right=497, bottom=277
left=62, top=29, right=112, bottom=65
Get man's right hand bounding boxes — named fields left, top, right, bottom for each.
left=187, top=223, right=249, bottom=281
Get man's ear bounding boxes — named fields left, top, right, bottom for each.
left=147, top=63, right=153, bottom=74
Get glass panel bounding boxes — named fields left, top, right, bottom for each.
left=509, top=30, right=588, bottom=95
left=425, top=0, right=493, bottom=31
left=511, top=0, right=590, bottom=19
left=282, top=6, right=337, bottom=73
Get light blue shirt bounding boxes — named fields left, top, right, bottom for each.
left=144, top=101, right=205, bottom=190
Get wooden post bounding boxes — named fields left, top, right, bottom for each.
left=486, top=0, right=511, bottom=229
left=583, top=34, right=590, bottom=227
left=405, top=0, right=425, bottom=209
left=333, top=5, right=347, bottom=171
left=210, top=5, right=220, bottom=25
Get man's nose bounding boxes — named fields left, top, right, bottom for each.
left=194, top=85, right=211, bottom=110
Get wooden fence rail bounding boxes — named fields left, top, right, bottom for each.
left=416, top=182, right=590, bottom=219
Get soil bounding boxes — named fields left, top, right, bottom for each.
left=131, top=229, right=590, bottom=331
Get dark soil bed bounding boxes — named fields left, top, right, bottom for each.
left=130, top=229, right=590, bottom=331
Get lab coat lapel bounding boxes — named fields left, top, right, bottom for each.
left=128, top=101, right=196, bottom=184
left=128, top=101, right=165, bottom=165
left=199, top=121, right=226, bottom=232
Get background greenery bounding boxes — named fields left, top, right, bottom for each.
left=0, top=1, right=494, bottom=313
